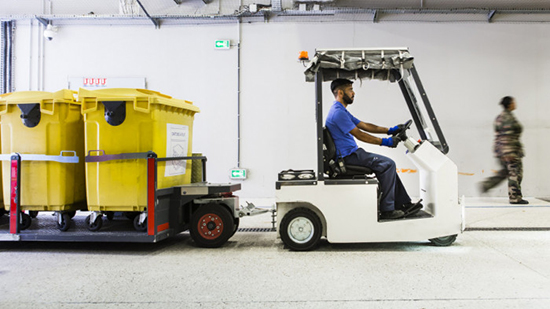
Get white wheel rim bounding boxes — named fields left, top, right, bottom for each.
left=287, top=217, right=314, bottom=244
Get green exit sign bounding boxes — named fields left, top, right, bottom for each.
left=215, top=40, right=230, bottom=49
left=230, top=168, right=247, bottom=180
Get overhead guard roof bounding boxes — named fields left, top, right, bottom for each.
left=304, top=47, right=414, bottom=83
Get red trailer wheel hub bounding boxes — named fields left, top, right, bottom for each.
left=197, top=214, right=224, bottom=240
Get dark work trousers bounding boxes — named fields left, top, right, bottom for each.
left=344, top=148, right=411, bottom=212
left=482, top=157, right=523, bottom=202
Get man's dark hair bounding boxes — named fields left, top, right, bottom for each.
left=330, top=79, right=353, bottom=95
left=500, top=96, right=514, bottom=109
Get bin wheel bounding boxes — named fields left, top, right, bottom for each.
left=29, top=211, right=39, bottom=218
left=124, top=212, right=138, bottom=221
left=57, top=213, right=72, bottom=232
left=280, top=207, right=322, bottom=251
left=68, top=211, right=76, bottom=219
left=429, top=234, right=458, bottom=246
left=133, top=216, right=147, bottom=232
left=20, top=212, right=32, bottom=230
left=190, top=203, right=234, bottom=248
left=0, top=208, right=6, bottom=217
left=230, top=217, right=240, bottom=237
left=85, top=215, right=103, bottom=232
left=106, top=211, right=115, bottom=221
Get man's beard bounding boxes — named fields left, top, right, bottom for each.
left=343, top=93, right=354, bottom=105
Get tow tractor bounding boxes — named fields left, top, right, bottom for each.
left=276, top=48, right=464, bottom=251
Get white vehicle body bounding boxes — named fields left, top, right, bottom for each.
left=276, top=140, right=464, bottom=244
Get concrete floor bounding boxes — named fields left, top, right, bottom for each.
left=0, top=198, right=549, bottom=308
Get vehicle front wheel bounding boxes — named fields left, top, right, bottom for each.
left=190, top=203, right=234, bottom=248
left=429, top=234, right=457, bottom=246
left=280, top=207, right=322, bottom=251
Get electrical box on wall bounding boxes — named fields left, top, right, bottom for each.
left=230, top=168, right=247, bottom=180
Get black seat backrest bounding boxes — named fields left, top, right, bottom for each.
left=323, top=127, right=374, bottom=178
left=323, top=127, right=346, bottom=178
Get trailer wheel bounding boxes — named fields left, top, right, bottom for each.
left=85, top=215, right=103, bottom=232
left=190, top=203, right=233, bottom=248
left=429, top=234, right=457, bottom=246
left=20, top=212, right=32, bottom=230
left=231, top=217, right=240, bottom=237
left=133, top=215, right=147, bottom=232
left=57, top=213, right=72, bottom=232
left=280, top=208, right=322, bottom=251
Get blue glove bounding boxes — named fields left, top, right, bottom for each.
left=387, top=125, right=400, bottom=135
left=388, top=123, right=407, bottom=135
left=381, top=137, right=400, bottom=148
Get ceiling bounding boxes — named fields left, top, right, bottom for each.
left=1, top=0, right=550, bottom=25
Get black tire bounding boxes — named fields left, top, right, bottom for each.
left=0, top=208, right=6, bottom=217
left=29, top=211, right=39, bottom=218
left=133, top=215, right=147, bottom=232
left=68, top=211, right=76, bottom=219
left=106, top=211, right=115, bottom=221
left=124, top=212, right=139, bottom=221
left=429, top=234, right=457, bottom=246
left=85, top=214, right=103, bottom=232
left=20, top=212, right=32, bottom=230
left=190, top=203, right=234, bottom=248
left=57, top=213, right=72, bottom=232
left=230, top=217, right=240, bottom=237
left=280, top=207, right=322, bottom=251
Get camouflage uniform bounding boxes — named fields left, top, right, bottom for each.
left=482, top=110, right=524, bottom=202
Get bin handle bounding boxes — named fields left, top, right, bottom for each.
left=87, top=150, right=106, bottom=157
left=81, top=98, right=98, bottom=114
left=133, top=97, right=150, bottom=113
left=0, top=100, right=8, bottom=115
left=40, top=99, right=55, bottom=115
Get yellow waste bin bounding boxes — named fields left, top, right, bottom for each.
left=79, top=88, right=200, bottom=212
left=0, top=90, right=86, bottom=213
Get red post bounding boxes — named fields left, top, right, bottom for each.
left=147, top=157, right=156, bottom=236
left=9, top=155, right=21, bottom=234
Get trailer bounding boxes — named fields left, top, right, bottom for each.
left=0, top=152, right=256, bottom=247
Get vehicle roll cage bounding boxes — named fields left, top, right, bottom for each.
left=307, top=48, right=448, bottom=181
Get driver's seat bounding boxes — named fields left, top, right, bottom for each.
left=323, top=127, right=373, bottom=178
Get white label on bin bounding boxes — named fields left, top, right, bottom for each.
left=165, top=124, right=189, bottom=177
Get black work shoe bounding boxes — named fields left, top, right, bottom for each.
left=510, top=199, right=529, bottom=205
left=380, top=210, right=405, bottom=219
left=403, top=202, right=423, bottom=217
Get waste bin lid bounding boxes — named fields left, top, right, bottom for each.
left=78, top=88, right=200, bottom=113
left=0, top=89, right=78, bottom=105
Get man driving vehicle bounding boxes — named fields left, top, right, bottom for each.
left=325, top=78, right=422, bottom=219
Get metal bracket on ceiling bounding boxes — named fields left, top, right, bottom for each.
left=136, top=0, right=160, bottom=28
left=174, top=0, right=211, bottom=4
left=488, top=10, right=497, bottom=23
left=35, top=16, right=50, bottom=27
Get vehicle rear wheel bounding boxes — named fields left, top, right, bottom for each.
left=280, top=207, right=322, bottom=251
left=429, top=234, right=457, bottom=246
left=190, top=203, right=234, bottom=248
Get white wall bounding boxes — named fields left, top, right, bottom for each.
left=11, top=20, right=550, bottom=201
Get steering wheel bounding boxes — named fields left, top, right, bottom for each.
left=395, top=119, right=413, bottom=141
